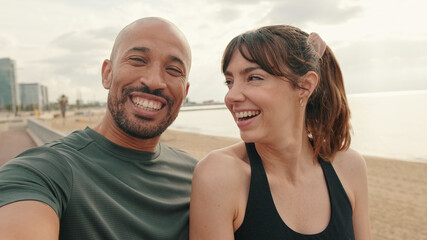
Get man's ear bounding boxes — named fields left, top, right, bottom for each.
left=181, top=82, right=190, bottom=106
left=299, top=71, right=319, bottom=99
left=101, top=59, right=112, bottom=89
left=185, top=82, right=190, bottom=96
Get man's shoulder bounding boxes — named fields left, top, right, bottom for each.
left=159, top=142, right=198, bottom=165
left=44, top=129, right=94, bottom=151
left=1, top=145, right=74, bottom=188
left=7, top=129, right=94, bottom=170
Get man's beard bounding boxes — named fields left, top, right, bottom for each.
left=108, top=85, right=178, bottom=139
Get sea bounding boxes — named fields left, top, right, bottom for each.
left=171, top=90, right=427, bottom=163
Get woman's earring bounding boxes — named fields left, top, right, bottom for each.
left=299, top=98, right=304, bottom=107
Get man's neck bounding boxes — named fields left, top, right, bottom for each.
left=93, top=114, right=160, bottom=152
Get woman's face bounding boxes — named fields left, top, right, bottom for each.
left=224, top=50, right=302, bottom=143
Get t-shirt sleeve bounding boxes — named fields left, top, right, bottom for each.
left=0, top=146, right=73, bottom=218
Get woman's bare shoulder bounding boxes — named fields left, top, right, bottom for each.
left=191, top=142, right=250, bottom=217
left=193, top=142, right=249, bottom=187
left=333, top=148, right=367, bottom=176
left=332, top=148, right=368, bottom=208
left=196, top=142, right=248, bottom=174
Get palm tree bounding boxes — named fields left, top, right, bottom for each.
left=58, top=94, right=68, bottom=118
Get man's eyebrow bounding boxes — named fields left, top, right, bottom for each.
left=125, top=48, right=185, bottom=66
left=169, top=55, right=186, bottom=69
left=125, top=46, right=150, bottom=54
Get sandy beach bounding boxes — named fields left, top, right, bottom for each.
left=10, top=112, right=427, bottom=240
left=162, top=130, right=427, bottom=240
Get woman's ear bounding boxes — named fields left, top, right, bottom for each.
left=299, top=71, right=319, bottom=99
left=101, top=59, right=112, bottom=89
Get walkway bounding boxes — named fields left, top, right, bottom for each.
left=0, top=121, right=37, bottom=166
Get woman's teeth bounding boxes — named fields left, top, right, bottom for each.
left=235, top=111, right=260, bottom=120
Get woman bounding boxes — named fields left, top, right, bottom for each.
left=190, top=25, right=371, bottom=239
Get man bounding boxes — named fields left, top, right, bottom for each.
left=0, top=17, right=198, bottom=239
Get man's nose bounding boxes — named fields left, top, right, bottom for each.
left=140, top=65, right=167, bottom=90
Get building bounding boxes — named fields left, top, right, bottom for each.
left=40, top=84, right=49, bottom=110
left=19, top=83, right=49, bottom=111
left=0, top=58, right=19, bottom=112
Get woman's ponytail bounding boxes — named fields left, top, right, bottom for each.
left=306, top=46, right=352, bottom=161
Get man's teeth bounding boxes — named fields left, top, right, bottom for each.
left=235, top=111, right=260, bottom=119
left=132, top=98, right=162, bottom=110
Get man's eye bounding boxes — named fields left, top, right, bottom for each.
left=129, top=57, right=147, bottom=64
left=166, top=67, right=184, bottom=77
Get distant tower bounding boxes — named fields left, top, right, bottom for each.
left=19, top=83, right=50, bottom=111
left=0, top=58, right=19, bottom=113
left=76, top=89, right=82, bottom=109
left=41, top=85, right=49, bottom=110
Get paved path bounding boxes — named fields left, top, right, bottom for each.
left=0, top=124, right=37, bottom=166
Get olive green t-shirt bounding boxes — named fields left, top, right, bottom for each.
left=0, top=127, right=198, bottom=240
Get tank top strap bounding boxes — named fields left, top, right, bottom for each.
left=236, top=143, right=355, bottom=239
left=245, top=142, right=265, bottom=177
left=318, top=158, right=353, bottom=213
left=243, top=142, right=276, bottom=211
left=235, top=143, right=285, bottom=238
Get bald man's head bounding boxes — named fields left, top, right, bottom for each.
left=109, top=17, right=192, bottom=70
left=100, top=17, right=192, bottom=140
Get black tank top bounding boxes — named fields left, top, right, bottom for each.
left=234, top=143, right=355, bottom=240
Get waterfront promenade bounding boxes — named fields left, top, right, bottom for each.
left=0, top=112, right=426, bottom=240
left=0, top=119, right=37, bottom=166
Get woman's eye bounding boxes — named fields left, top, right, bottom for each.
left=248, top=75, right=263, bottom=81
left=224, top=80, right=233, bottom=89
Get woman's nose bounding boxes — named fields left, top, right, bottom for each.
left=225, top=82, right=245, bottom=104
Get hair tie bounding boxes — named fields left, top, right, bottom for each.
left=308, top=32, right=326, bottom=58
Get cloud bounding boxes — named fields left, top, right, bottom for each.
left=0, top=35, right=14, bottom=50
left=44, top=26, right=119, bottom=81
left=260, top=0, right=363, bottom=26
left=205, top=0, right=363, bottom=27
left=51, top=28, right=116, bottom=53
left=336, top=39, right=427, bottom=94
left=16, top=26, right=120, bottom=103
left=214, top=8, right=243, bottom=23
left=206, top=0, right=262, bottom=4
left=2, top=0, right=426, bottom=105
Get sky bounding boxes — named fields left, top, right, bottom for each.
left=1, top=0, right=426, bottom=104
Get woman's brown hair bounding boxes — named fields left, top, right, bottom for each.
left=222, top=25, right=351, bottom=161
